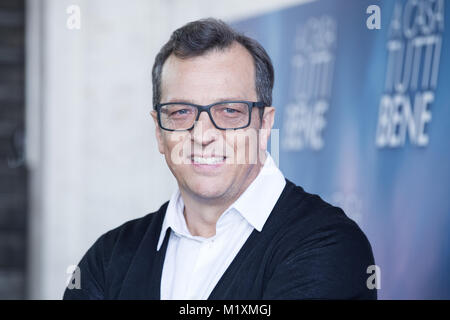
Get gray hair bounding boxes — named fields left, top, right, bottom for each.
left=151, top=18, right=274, bottom=111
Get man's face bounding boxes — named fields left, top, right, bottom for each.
left=151, top=42, right=274, bottom=204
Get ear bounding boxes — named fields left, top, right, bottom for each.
left=150, top=110, right=165, bottom=155
left=259, top=106, right=275, bottom=152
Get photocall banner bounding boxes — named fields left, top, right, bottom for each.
left=233, top=0, right=450, bottom=299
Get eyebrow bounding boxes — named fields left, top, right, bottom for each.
left=164, top=97, right=249, bottom=104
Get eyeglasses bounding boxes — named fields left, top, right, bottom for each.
left=154, top=100, right=265, bottom=131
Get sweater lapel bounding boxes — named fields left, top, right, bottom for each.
left=118, top=204, right=171, bottom=299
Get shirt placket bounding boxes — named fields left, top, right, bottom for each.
left=185, top=237, right=216, bottom=299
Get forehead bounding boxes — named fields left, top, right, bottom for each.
left=160, top=42, right=256, bottom=103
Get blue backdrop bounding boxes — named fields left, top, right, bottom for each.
left=233, top=0, right=450, bottom=299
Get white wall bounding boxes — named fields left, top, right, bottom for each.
left=26, top=0, right=313, bottom=299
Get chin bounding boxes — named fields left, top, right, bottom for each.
left=185, top=176, right=229, bottom=200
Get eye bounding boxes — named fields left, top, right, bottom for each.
left=172, top=109, right=189, bottom=115
left=169, top=108, right=194, bottom=117
left=224, top=108, right=239, bottom=114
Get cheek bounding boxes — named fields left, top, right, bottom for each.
left=162, top=132, right=191, bottom=165
left=154, top=128, right=165, bottom=154
left=225, top=129, right=259, bottom=165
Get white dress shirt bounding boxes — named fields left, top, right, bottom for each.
left=157, top=151, right=286, bottom=300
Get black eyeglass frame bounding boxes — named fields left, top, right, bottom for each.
left=154, top=100, right=266, bottom=131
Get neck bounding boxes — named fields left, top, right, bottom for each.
left=180, top=152, right=267, bottom=238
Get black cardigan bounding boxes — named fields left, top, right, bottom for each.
left=63, top=178, right=377, bottom=300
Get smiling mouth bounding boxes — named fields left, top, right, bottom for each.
left=190, top=156, right=226, bottom=165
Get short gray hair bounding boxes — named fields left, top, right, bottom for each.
left=151, top=18, right=274, bottom=110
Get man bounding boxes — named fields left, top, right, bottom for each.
left=64, top=18, right=377, bottom=300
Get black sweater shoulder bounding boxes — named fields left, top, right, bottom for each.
left=62, top=201, right=169, bottom=300
left=258, top=179, right=377, bottom=299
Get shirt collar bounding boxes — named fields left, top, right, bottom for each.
left=231, top=151, right=286, bottom=232
left=157, top=151, right=286, bottom=251
left=157, top=188, right=185, bottom=251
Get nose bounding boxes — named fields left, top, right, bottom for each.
left=191, top=110, right=219, bottom=146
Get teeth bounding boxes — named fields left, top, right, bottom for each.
left=192, top=156, right=224, bottom=165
